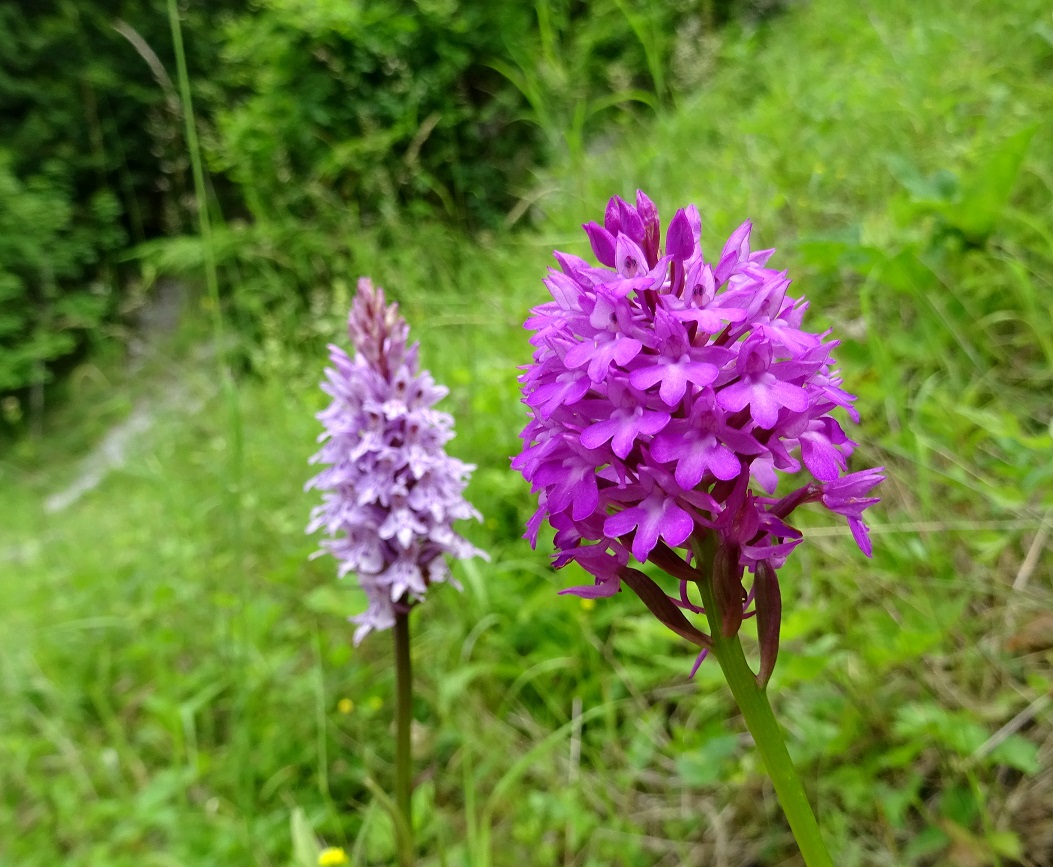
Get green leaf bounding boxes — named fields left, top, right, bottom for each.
left=290, top=807, right=321, bottom=867
left=675, top=735, right=740, bottom=787
left=989, top=829, right=1024, bottom=859
left=939, top=126, right=1038, bottom=242
left=940, top=784, right=980, bottom=827
left=304, top=583, right=366, bottom=619
left=989, top=734, right=1040, bottom=774
left=876, top=774, right=922, bottom=829
left=884, top=154, right=959, bottom=204
left=902, top=824, right=950, bottom=860
left=438, top=662, right=498, bottom=716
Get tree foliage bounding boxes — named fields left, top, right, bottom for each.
left=0, top=0, right=775, bottom=402
left=0, top=0, right=228, bottom=396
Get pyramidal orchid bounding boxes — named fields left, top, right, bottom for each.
left=307, top=277, right=486, bottom=865
left=514, top=192, right=884, bottom=866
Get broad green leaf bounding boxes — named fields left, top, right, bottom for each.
left=989, top=734, right=1040, bottom=774
left=939, top=126, right=1038, bottom=242
left=674, top=735, right=740, bottom=787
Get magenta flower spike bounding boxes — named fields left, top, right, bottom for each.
left=515, top=193, right=885, bottom=865
left=514, top=192, right=883, bottom=668
left=307, top=277, right=486, bottom=644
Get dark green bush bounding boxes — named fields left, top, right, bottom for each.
left=0, top=153, right=122, bottom=394
left=0, top=0, right=230, bottom=399
left=213, top=0, right=540, bottom=228
left=207, top=0, right=776, bottom=232
left=182, top=0, right=745, bottom=339
left=0, top=0, right=779, bottom=402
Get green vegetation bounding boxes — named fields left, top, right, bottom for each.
left=0, top=0, right=720, bottom=399
left=0, top=0, right=235, bottom=397
left=2, top=0, right=1052, bottom=865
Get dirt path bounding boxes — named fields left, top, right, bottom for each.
left=42, top=278, right=208, bottom=513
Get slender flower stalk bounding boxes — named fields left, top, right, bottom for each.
left=307, top=278, right=486, bottom=863
left=393, top=610, right=413, bottom=861
left=514, top=192, right=884, bottom=863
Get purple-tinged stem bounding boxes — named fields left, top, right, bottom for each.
left=394, top=609, right=414, bottom=866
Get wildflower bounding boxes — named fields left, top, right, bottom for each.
left=337, top=698, right=354, bottom=714
left=318, top=847, right=349, bottom=866
left=514, top=191, right=884, bottom=676
left=307, top=278, right=487, bottom=644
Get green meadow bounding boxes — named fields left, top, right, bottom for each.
left=2, top=0, right=1052, bottom=864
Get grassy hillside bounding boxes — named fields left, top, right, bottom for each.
left=2, top=0, right=1052, bottom=864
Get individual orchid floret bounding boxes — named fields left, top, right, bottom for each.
left=514, top=191, right=885, bottom=681
left=307, top=278, right=487, bottom=644
left=817, top=468, right=884, bottom=556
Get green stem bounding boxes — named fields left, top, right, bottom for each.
left=167, top=0, right=244, bottom=502
left=168, top=0, right=249, bottom=825
left=692, top=539, right=833, bottom=867
left=393, top=609, right=414, bottom=866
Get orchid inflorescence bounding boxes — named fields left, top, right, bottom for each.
left=306, top=278, right=486, bottom=644
left=514, top=191, right=884, bottom=680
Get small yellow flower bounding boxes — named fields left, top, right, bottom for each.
left=367, top=695, right=383, bottom=712
left=318, top=846, right=349, bottom=866
left=580, top=598, right=596, bottom=612
left=337, top=698, right=354, bottom=715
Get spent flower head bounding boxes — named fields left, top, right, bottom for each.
left=514, top=191, right=884, bottom=675
left=307, top=278, right=486, bottom=644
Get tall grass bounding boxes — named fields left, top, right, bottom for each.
left=168, top=0, right=261, bottom=834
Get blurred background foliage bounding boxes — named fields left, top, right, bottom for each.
left=0, top=0, right=753, bottom=407
left=2, top=0, right=1053, bottom=865
left=0, top=0, right=237, bottom=399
